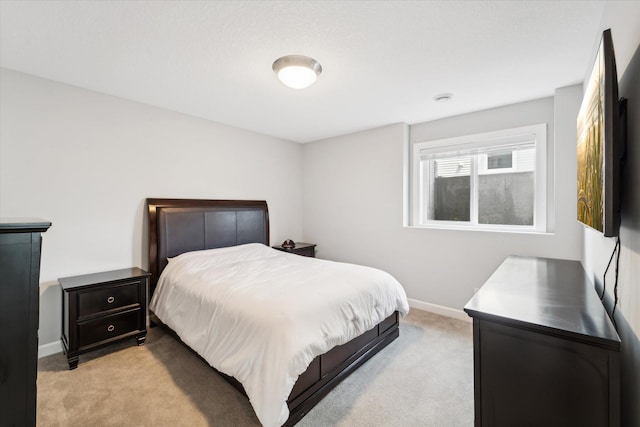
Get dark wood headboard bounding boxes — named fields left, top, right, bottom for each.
left=147, top=198, right=269, bottom=296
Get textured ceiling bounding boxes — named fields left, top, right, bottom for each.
left=0, top=1, right=612, bottom=143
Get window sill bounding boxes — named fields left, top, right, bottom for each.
left=405, top=224, right=554, bottom=236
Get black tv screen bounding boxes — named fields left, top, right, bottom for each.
left=577, top=29, right=621, bottom=237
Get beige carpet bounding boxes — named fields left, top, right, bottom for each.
left=37, top=309, right=473, bottom=426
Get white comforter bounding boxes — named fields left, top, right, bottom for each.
left=150, top=243, right=409, bottom=427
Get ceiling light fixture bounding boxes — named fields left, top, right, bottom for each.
left=272, top=55, right=322, bottom=89
left=434, top=93, right=453, bottom=102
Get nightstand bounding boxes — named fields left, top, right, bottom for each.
left=59, top=267, right=149, bottom=369
left=272, top=242, right=316, bottom=257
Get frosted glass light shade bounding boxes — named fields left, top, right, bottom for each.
left=273, top=55, right=322, bottom=89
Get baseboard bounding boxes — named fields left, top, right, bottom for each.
left=39, top=340, right=62, bottom=358
left=408, top=298, right=472, bottom=323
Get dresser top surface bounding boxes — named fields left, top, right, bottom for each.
left=0, top=218, right=51, bottom=233
left=464, top=256, right=620, bottom=347
left=59, top=267, right=150, bottom=290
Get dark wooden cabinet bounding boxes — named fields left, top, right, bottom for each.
left=464, top=256, right=620, bottom=427
left=0, top=218, right=51, bottom=427
left=59, top=268, right=149, bottom=369
left=272, top=242, right=316, bottom=257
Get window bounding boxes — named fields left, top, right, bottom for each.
left=411, top=124, right=547, bottom=232
left=487, top=152, right=512, bottom=169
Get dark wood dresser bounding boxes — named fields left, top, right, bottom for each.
left=272, top=242, right=316, bottom=257
left=59, top=268, right=149, bottom=369
left=464, top=256, right=620, bottom=427
left=0, top=218, right=51, bottom=427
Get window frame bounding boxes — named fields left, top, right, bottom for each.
left=411, top=124, right=547, bottom=232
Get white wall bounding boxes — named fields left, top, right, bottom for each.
left=580, top=3, right=640, bottom=425
left=0, top=69, right=303, bottom=353
left=581, top=0, right=640, bottom=346
left=302, top=90, right=583, bottom=315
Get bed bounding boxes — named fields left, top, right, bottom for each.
left=147, top=198, right=409, bottom=427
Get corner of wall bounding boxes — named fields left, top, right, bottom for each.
left=401, top=123, right=410, bottom=227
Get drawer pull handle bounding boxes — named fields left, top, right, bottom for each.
left=107, top=325, right=115, bottom=332
left=107, top=296, right=115, bottom=304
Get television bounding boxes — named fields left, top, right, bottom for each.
left=577, top=29, right=623, bottom=237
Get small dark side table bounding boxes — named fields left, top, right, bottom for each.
left=59, top=267, right=150, bottom=369
left=272, top=242, right=316, bottom=257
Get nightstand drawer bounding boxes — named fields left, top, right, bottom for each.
left=293, top=246, right=315, bottom=257
left=78, top=309, right=140, bottom=348
left=78, top=281, right=140, bottom=317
